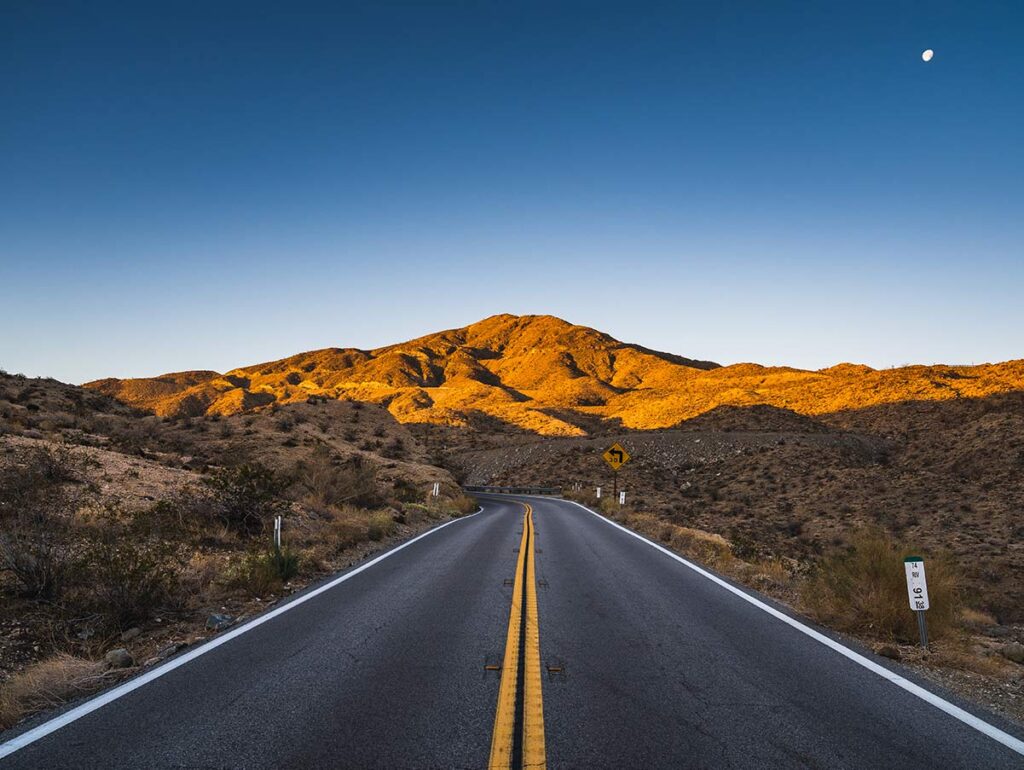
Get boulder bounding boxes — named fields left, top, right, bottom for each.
left=206, top=613, right=234, bottom=632
left=998, top=642, right=1024, bottom=664
left=120, top=627, right=141, bottom=642
left=157, top=641, right=186, bottom=659
left=105, top=648, right=133, bottom=668
left=876, top=644, right=902, bottom=661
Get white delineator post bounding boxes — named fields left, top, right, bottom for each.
left=904, top=556, right=930, bottom=648
left=273, top=515, right=282, bottom=552
left=618, top=490, right=626, bottom=506
left=596, top=486, right=601, bottom=499
left=431, top=482, right=440, bottom=498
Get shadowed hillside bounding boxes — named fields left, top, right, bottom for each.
left=84, top=314, right=1024, bottom=436
left=455, top=393, right=1024, bottom=624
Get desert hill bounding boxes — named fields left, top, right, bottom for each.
left=456, top=394, right=1024, bottom=624
left=86, top=314, right=1024, bottom=436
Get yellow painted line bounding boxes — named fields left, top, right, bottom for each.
left=522, top=505, right=546, bottom=769
left=488, top=505, right=529, bottom=769
left=488, top=503, right=546, bottom=770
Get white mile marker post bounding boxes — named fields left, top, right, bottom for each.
left=904, top=556, right=930, bottom=648
left=618, top=490, right=626, bottom=506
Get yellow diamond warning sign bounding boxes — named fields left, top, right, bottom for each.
left=602, top=442, right=631, bottom=471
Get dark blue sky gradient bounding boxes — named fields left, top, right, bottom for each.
left=2, top=2, right=1022, bottom=381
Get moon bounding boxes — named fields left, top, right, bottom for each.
left=922, top=49, right=934, bottom=62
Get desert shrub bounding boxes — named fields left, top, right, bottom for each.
left=70, top=509, right=187, bottom=628
left=391, top=478, right=423, bottom=503
left=0, top=510, right=72, bottom=600
left=803, top=528, right=960, bottom=642
left=178, top=552, right=223, bottom=599
left=204, top=464, right=288, bottom=537
left=110, top=419, right=161, bottom=456
left=0, top=654, right=107, bottom=730
left=325, top=512, right=365, bottom=551
left=225, top=547, right=300, bottom=595
left=667, top=526, right=733, bottom=568
left=381, top=437, right=406, bottom=459
left=366, top=510, right=397, bottom=541
left=291, top=452, right=382, bottom=509
left=0, top=446, right=81, bottom=599
left=452, top=495, right=478, bottom=515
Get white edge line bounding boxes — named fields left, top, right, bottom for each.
left=0, top=506, right=486, bottom=760
left=541, top=495, right=1024, bottom=757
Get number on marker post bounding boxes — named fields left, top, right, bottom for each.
left=904, top=557, right=930, bottom=611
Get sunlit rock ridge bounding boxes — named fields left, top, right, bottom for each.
left=86, top=314, right=1024, bottom=435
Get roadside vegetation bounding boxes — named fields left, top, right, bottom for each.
left=568, top=488, right=1022, bottom=717
left=0, top=442, right=474, bottom=731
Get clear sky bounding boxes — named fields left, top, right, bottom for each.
left=2, top=1, right=1022, bottom=383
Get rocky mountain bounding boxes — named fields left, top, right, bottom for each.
left=86, top=314, right=1024, bottom=436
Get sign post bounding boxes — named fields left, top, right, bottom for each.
left=602, top=442, right=632, bottom=504
left=904, top=556, right=930, bottom=649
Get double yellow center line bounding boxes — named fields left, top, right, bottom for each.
left=488, top=503, right=546, bottom=770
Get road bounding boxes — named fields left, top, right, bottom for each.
left=1, top=494, right=1022, bottom=768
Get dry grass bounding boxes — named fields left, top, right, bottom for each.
left=960, top=607, right=998, bottom=629
left=366, top=510, right=397, bottom=541
left=802, top=528, right=961, bottom=643
left=0, top=655, right=108, bottom=730
left=610, top=509, right=736, bottom=572
left=926, top=639, right=1012, bottom=677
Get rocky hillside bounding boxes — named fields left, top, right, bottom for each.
left=0, top=370, right=473, bottom=730
left=85, top=314, right=1024, bottom=436
left=0, top=372, right=461, bottom=506
left=456, top=395, right=1024, bottom=623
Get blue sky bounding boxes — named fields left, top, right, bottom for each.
left=2, top=1, right=1022, bottom=383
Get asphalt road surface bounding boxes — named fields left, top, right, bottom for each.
left=1, top=494, right=1022, bottom=769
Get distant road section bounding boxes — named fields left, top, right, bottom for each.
left=1, top=496, right=1022, bottom=768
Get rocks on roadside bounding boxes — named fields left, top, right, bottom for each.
left=157, top=641, right=187, bottom=659
left=205, top=613, right=234, bottom=632
left=120, top=627, right=141, bottom=642
left=982, top=625, right=1014, bottom=639
left=998, top=642, right=1024, bottom=664
left=876, top=644, right=902, bottom=661
left=104, top=648, right=134, bottom=668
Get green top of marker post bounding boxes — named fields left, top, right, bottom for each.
left=904, top=555, right=923, bottom=563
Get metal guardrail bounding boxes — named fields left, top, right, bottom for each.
left=463, top=485, right=562, bottom=496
